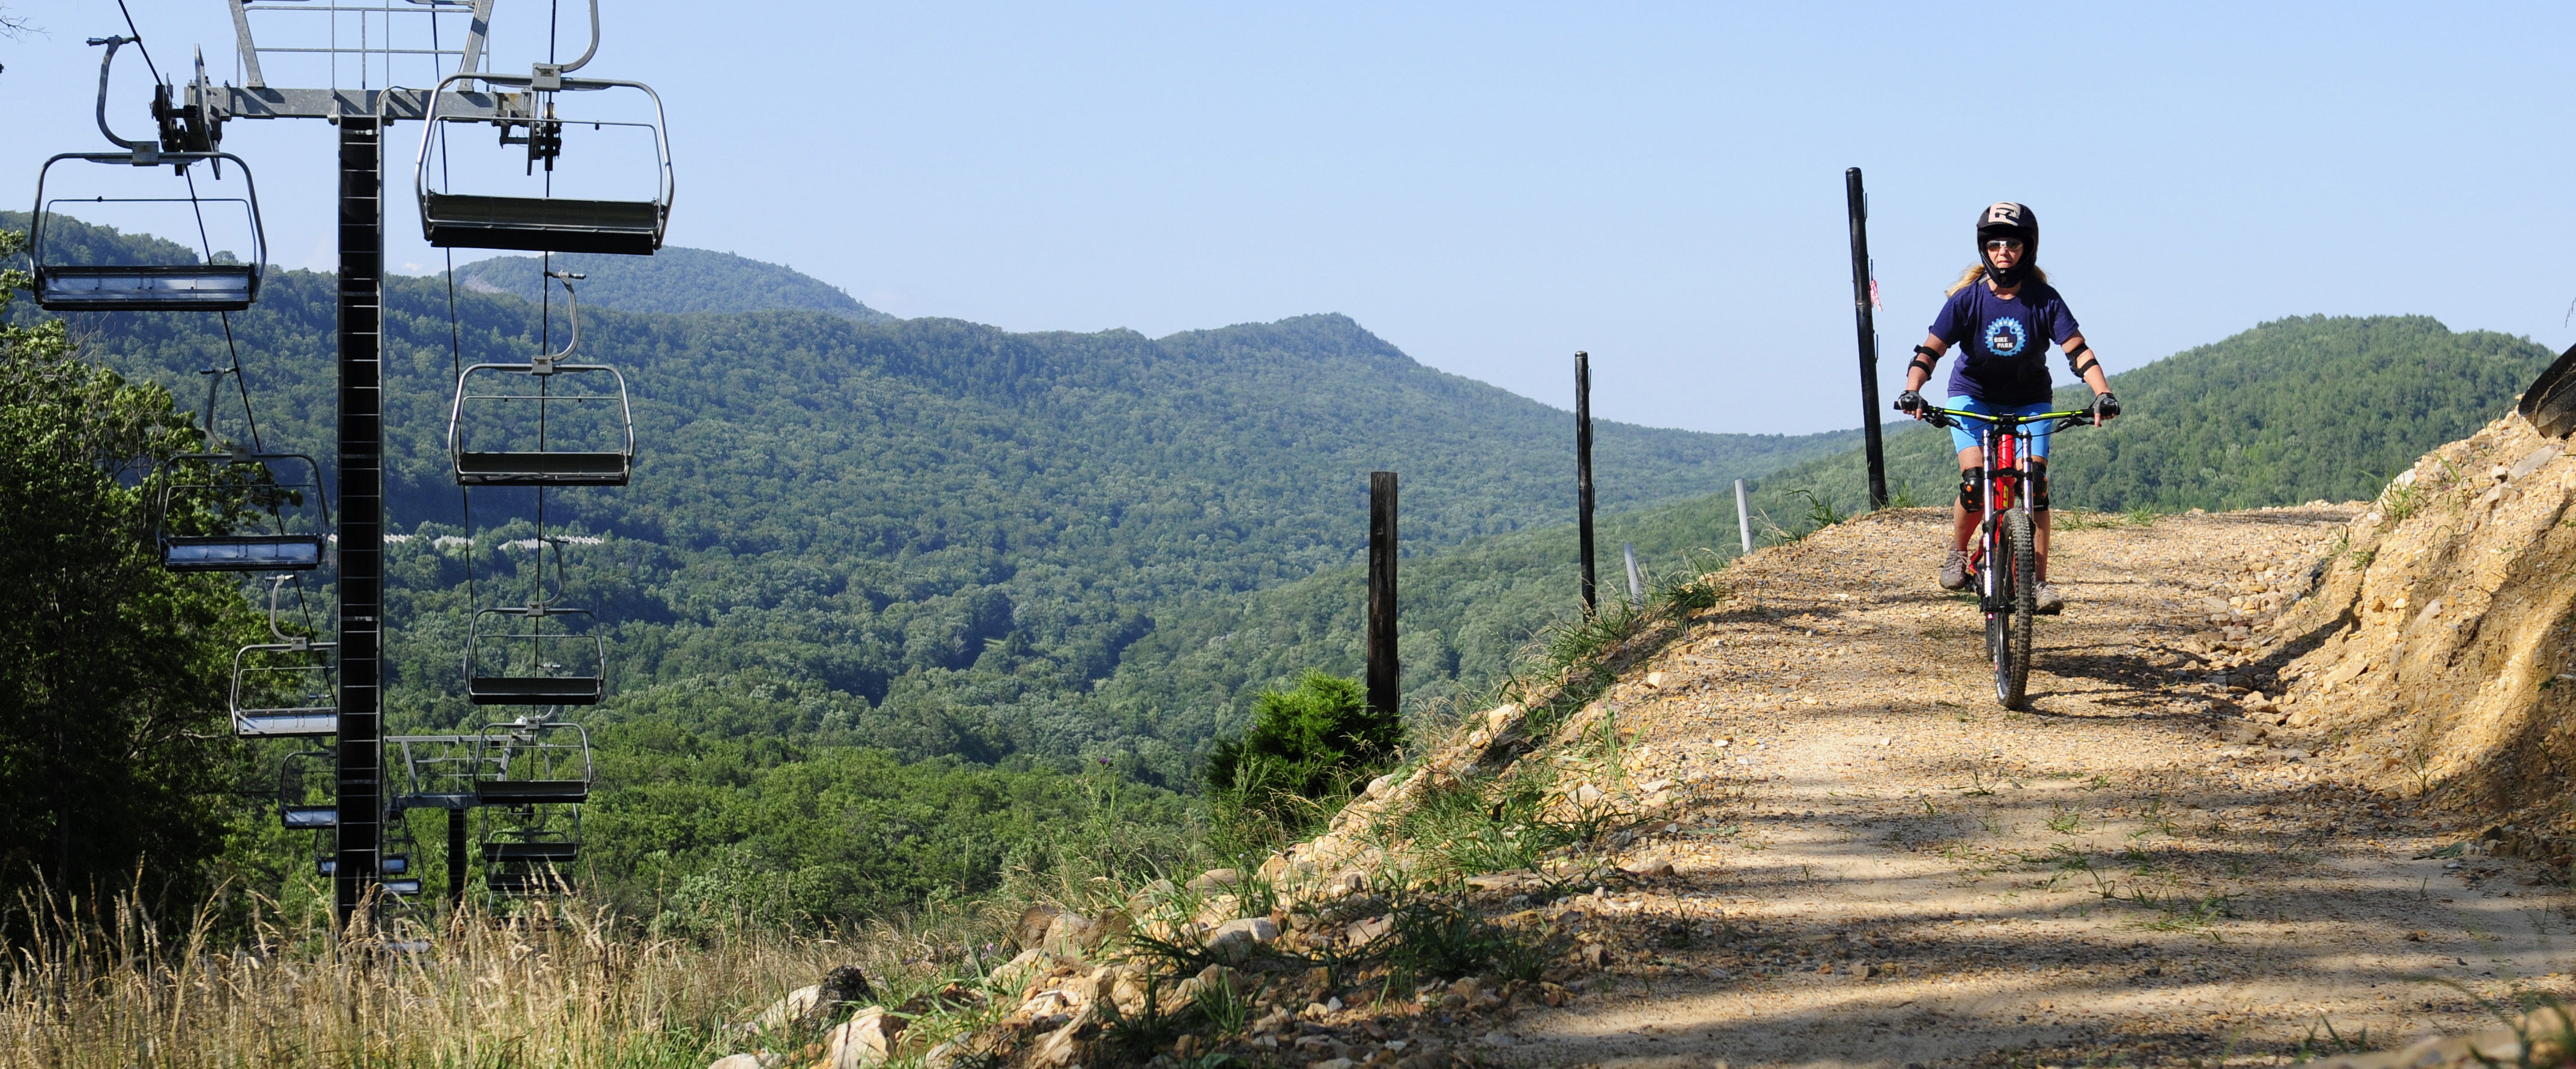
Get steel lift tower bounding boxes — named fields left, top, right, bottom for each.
left=163, top=0, right=666, bottom=930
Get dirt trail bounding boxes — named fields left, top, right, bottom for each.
left=1499, top=507, right=2572, bottom=1068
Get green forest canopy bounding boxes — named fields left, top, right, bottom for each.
left=1739, top=314, right=2554, bottom=525
left=15, top=212, right=2551, bottom=925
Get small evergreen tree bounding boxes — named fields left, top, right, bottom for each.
left=1204, top=671, right=1402, bottom=851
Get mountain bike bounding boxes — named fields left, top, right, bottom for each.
left=1917, top=404, right=2101, bottom=708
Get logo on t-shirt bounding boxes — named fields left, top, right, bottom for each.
left=1983, top=317, right=2028, bottom=357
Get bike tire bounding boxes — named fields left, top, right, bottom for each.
left=1996, top=507, right=2037, bottom=708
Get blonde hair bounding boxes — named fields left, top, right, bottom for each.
left=1945, top=263, right=2049, bottom=297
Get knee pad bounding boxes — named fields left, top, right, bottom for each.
left=2031, top=460, right=2051, bottom=511
left=1958, top=471, right=1983, bottom=511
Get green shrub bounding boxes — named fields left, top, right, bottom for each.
left=1205, top=672, right=1400, bottom=851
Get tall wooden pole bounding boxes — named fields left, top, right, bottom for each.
left=1575, top=352, right=1597, bottom=612
left=333, top=116, right=386, bottom=931
left=1847, top=167, right=1889, bottom=511
left=1365, top=471, right=1399, bottom=717
left=448, top=808, right=469, bottom=915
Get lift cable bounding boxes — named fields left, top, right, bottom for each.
left=114, top=0, right=327, bottom=684
left=112, top=0, right=162, bottom=84
left=445, top=245, right=476, bottom=616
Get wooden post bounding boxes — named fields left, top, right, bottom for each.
left=448, top=807, right=469, bottom=915
left=1847, top=167, right=1889, bottom=510
left=1575, top=352, right=1597, bottom=612
left=1366, top=471, right=1399, bottom=717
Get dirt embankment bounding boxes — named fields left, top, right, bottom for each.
left=2272, top=412, right=2576, bottom=862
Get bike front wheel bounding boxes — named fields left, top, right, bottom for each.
left=1993, top=507, right=2038, bottom=708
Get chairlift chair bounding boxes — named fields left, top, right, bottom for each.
left=448, top=272, right=635, bottom=486
left=481, top=804, right=581, bottom=898
left=414, top=49, right=674, bottom=255
left=464, top=605, right=607, bottom=705
left=232, top=576, right=338, bottom=737
left=29, top=150, right=267, bottom=311
left=472, top=717, right=594, bottom=804
left=389, top=734, right=491, bottom=810
left=277, top=750, right=336, bottom=830
left=157, top=449, right=330, bottom=572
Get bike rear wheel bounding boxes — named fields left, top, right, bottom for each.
left=1994, top=507, right=2037, bottom=708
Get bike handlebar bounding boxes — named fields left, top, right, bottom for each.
left=1916, top=406, right=2100, bottom=434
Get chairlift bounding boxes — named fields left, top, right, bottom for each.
left=472, top=717, right=593, bottom=804
left=389, top=734, right=491, bottom=810
left=481, top=804, right=580, bottom=899
left=464, top=604, right=607, bottom=705
left=232, top=576, right=338, bottom=737
left=414, top=12, right=673, bottom=256
left=278, top=750, right=336, bottom=830
left=448, top=272, right=635, bottom=486
left=30, top=39, right=267, bottom=310
left=159, top=373, right=332, bottom=568
left=29, top=151, right=266, bottom=311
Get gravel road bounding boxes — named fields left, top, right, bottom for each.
left=1496, top=506, right=2571, bottom=1068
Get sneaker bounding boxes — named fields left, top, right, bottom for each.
left=1939, top=549, right=1972, bottom=591
left=2035, top=583, right=2065, bottom=614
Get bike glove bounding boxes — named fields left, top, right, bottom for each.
left=2093, top=392, right=2121, bottom=418
left=1895, top=389, right=1925, bottom=414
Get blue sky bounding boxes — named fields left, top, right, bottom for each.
left=7, top=2, right=2574, bottom=435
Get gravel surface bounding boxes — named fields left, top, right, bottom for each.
left=1490, top=506, right=2574, bottom=1068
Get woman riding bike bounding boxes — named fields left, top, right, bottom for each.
left=1894, top=202, right=2119, bottom=612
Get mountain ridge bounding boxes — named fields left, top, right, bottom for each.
left=450, top=246, right=899, bottom=322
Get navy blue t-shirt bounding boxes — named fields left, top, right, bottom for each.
left=1927, top=280, right=2080, bottom=406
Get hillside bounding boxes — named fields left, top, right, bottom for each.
left=13, top=215, right=1864, bottom=919
left=16, top=214, right=1851, bottom=754
left=451, top=248, right=900, bottom=321
left=1105, top=314, right=2560, bottom=735
left=682, top=500, right=2567, bottom=1068
left=1743, top=315, right=2554, bottom=523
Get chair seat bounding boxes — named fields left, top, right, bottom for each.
left=165, top=535, right=325, bottom=571
left=425, top=193, right=661, bottom=256
left=236, top=711, right=338, bottom=738
left=455, top=451, right=629, bottom=486
left=315, top=856, right=409, bottom=876
left=485, top=842, right=580, bottom=863
left=476, top=779, right=591, bottom=803
left=37, top=265, right=257, bottom=311
left=282, top=806, right=336, bottom=830
left=467, top=677, right=603, bottom=705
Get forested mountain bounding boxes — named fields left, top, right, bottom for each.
left=14, top=213, right=1855, bottom=790
left=21, top=213, right=2539, bottom=925
left=1740, top=315, right=2553, bottom=523
left=1104, top=314, right=2563, bottom=726
left=451, top=247, right=899, bottom=321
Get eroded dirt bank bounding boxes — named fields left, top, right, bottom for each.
left=1490, top=505, right=2572, bottom=1068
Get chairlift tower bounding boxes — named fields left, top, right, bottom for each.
left=135, top=0, right=666, bottom=931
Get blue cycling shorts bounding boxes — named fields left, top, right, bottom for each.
left=1945, top=395, right=2056, bottom=460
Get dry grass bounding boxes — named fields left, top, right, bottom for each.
left=0, top=886, right=999, bottom=1069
